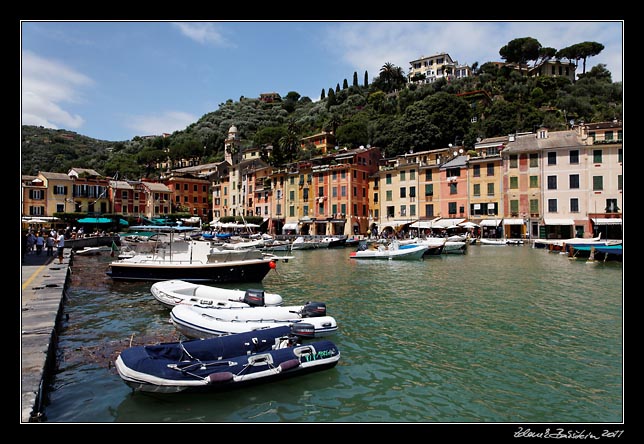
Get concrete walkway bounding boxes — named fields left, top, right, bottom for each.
left=21, top=250, right=71, bottom=423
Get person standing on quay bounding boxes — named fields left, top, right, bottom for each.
left=46, top=233, right=55, bottom=256
left=35, top=233, right=44, bottom=255
left=55, top=230, right=65, bottom=264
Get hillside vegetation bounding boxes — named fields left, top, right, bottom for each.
left=21, top=44, right=622, bottom=179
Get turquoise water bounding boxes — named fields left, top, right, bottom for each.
left=42, top=245, right=623, bottom=424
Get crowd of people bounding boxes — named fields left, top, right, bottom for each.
left=21, top=225, right=114, bottom=264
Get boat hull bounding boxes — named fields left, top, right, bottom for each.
left=170, top=304, right=338, bottom=339
left=114, top=328, right=340, bottom=393
left=349, top=245, right=428, bottom=260
left=106, top=260, right=274, bottom=283
left=150, top=280, right=284, bottom=308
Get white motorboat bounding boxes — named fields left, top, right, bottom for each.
left=349, top=241, right=428, bottom=260
left=170, top=303, right=338, bottom=338
left=150, top=279, right=284, bottom=308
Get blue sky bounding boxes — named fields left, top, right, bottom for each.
left=21, top=21, right=623, bottom=142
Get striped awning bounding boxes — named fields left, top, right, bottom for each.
left=592, top=218, right=622, bottom=226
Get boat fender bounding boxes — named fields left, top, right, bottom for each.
left=290, top=323, right=316, bottom=339
left=207, top=372, right=235, bottom=384
left=243, top=289, right=266, bottom=307
left=301, top=302, right=327, bottom=318
left=278, top=359, right=300, bottom=373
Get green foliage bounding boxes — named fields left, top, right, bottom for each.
left=22, top=44, right=621, bottom=177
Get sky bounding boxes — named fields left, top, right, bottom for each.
left=20, top=20, right=623, bottom=142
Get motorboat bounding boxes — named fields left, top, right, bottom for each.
left=349, top=241, right=428, bottom=260
left=114, top=325, right=340, bottom=393
left=106, top=240, right=286, bottom=283
left=150, top=279, right=284, bottom=308
left=170, top=303, right=338, bottom=339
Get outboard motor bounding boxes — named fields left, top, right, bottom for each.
left=243, top=289, right=265, bottom=307
left=301, top=302, right=327, bottom=318
left=290, top=322, right=316, bottom=339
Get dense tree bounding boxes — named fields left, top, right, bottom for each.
left=364, top=71, right=369, bottom=87
left=353, top=71, right=359, bottom=88
left=499, top=37, right=542, bottom=74
left=557, top=41, right=605, bottom=75
left=320, top=88, right=326, bottom=100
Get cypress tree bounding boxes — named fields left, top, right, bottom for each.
left=364, top=71, right=369, bottom=87
left=353, top=71, right=359, bottom=87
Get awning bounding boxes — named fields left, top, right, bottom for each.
left=432, top=218, right=465, bottom=228
left=77, top=217, right=113, bottom=224
left=282, top=223, right=298, bottom=231
left=592, top=218, right=622, bottom=226
left=377, top=219, right=417, bottom=228
left=479, top=219, right=502, bottom=227
left=503, top=218, right=525, bottom=225
left=543, top=218, right=574, bottom=225
left=410, top=217, right=440, bottom=229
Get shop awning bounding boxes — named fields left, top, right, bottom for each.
left=543, top=218, right=575, bottom=225
left=377, top=219, right=417, bottom=228
left=479, top=219, right=502, bottom=227
left=282, top=223, right=299, bottom=231
left=410, top=218, right=440, bottom=229
left=503, top=218, right=525, bottom=225
left=591, top=218, right=622, bottom=225
left=77, top=217, right=113, bottom=224
left=431, top=218, right=465, bottom=228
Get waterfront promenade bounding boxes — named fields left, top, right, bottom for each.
left=20, top=250, right=71, bottom=423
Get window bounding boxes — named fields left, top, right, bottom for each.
left=592, top=176, right=603, bottom=191
left=618, top=175, right=622, bottom=191
left=374, top=192, right=379, bottom=203
left=386, top=174, right=392, bottom=184
left=448, top=202, right=457, bottom=215
left=618, top=149, right=622, bottom=163
left=510, top=200, right=519, bottom=214
left=341, top=186, right=346, bottom=197
left=547, top=152, right=556, bottom=165
left=605, top=199, right=619, bottom=213
left=593, top=150, right=603, bottom=163
left=332, top=187, right=337, bottom=198
left=184, top=183, right=188, bottom=191
left=510, top=155, right=518, bottom=168
left=386, top=190, right=392, bottom=201
left=425, top=204, right=434, bottom=218
left=473, top=164, right=480, bottom=177
left=400, top=171, right=406, bottom=181
left=529, top=176, right=538, bottom=188
left=529, top=153, right=538, bottom=167
left=410, top=170, right=415, bottom=180
left=193, top=184, right=198, bottom=192
left=121, top=190, right=128, bottom=199
left=569, top=150, right=579, bottom=164
left=449, top=183, right=457, bottom=194
left=605, top=131, right=614, bottom=141
left=289, top=206, right=295, bottom=217
left=386, top=206, right=395, bottom=218
left=570, top=198, right=579, bottom=212
left=547, top=176, right=557, bottom=190
left=353, top=186, right=357, bottom=197
left=289, top=190, right=295, bottom=201
left=425, top=184, right=433, bottom=196
left=400, top=187, right=407, bottom=198
left=510, top=177, right=518, bottom=189
left=303, top=188, right=309, bottom=201
left=486, top=163, right=494, bottom=176
left=425, top=170, right=432, bottom=181
left=318, top=186, right=324, bottom=197
left=410, top=205, right=416, bottom=216
left=473, top=183, right=480, bottom=197
left=529, top=199, right=538, bottom=214
left=569, top=174, right=580, bottom=189
left=53, top=185, right=67, bottom=195
left=547, top=199, right=557, bottom=213
left=409, top=186, right=416, bottom=198
left=400, top=205, right=406, bottom=216
left=487, top=183, right=494, bottom=196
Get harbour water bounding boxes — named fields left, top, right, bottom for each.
left=40, top=244, right=623, bottom=424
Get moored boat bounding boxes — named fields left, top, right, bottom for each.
left=349, top=241, right=428, bottom=260
left=106, top=240, right=282, bottom=283
left=150, top=279, right=284, bottom=308
left=170, top=303, right=338, bottom=338
left=114, top=325, right=341, bottom=393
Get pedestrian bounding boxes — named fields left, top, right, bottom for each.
left=26, top=231, right=36, bottom=255
left=46, top=234, right=55, bottom=256
left=35, top=233, right=44, bottom=255
left=55, top=230, right=65, bottom=264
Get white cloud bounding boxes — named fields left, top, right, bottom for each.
left=172, top=22, right=232, bottom=47
left=21, top=51, right=93, bottom=129
left=125, top=111, right=197, bottom=136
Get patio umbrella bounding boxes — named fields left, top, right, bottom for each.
left=77, top=217, right=112, bottom=224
